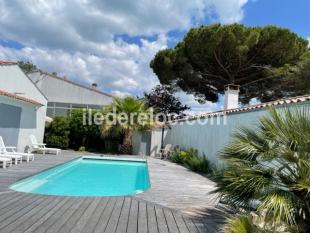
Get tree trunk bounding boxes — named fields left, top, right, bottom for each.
left=120, top=129, right=132, bottom=155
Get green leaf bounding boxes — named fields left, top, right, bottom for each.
left=258, top=190, right=296, bottom=225
left=221, top=215, right=262, bottom=233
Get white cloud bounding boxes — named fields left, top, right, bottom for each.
left=0, top=0, right=249, bottom=113
left=0, top=0, right=248, bottom=50
left=207, top=0, right=248, bottom=24
left=175, top=92, right=221, bottom=115
left=111, top=90, right=132, bottom=98
left=0, top=35, right=166, bottom=95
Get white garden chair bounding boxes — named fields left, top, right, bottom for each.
left=0, top=156, right=12, bottom=168
left=29, top=135, right=61, bottom=155
left=155, top=144, right=174, bottom=159
left=0, top=136, right=34, bottom=162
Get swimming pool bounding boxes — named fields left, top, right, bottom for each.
left=10, top=157, right=150, bottom=196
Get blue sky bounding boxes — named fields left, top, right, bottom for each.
left=243, top=0, right=310, bottom=38
left=117, top=0, right=310, bottom=48
left=0, top=0, right=309, bottom=113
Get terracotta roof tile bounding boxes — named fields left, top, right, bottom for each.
left=175, top=94, right=310, bottom=122
left=153, top=121, right=169, bottom=129
left=0, top=89, right=43, bottom=106
left=0, top=60, right=17, bottom=65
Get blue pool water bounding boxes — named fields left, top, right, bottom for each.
left=10, top=157, right=150, bottom=196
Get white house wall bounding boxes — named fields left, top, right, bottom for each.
left=28, top=72, right=112, bottom=106
left=0, top=96, right=46, bottom=152
left=149, top=129, right=167, bottom=157
left=0, top=66, right=47, bottom=105
left=132, top=131, right=152, bottom=156
left=0, top=65, right=47, bottom=151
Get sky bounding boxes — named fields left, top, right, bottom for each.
left=0, top=0, right=309, bottom=114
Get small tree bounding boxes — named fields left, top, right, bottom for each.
left=100, top=97, right=153, bottom=154
left=18, top=61, right=37, bottom=74
left=44, top=116, right=70, bottom=149
left=144, top=85, right=189, bottom=119
left=68, top=109, right=104, bottom=151
left=150, top=24, right=308, bottom=104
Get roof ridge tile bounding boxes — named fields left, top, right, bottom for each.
left=0, top=89, right=43, bottom=106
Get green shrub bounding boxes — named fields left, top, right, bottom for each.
left=179, top=150, right=190, bottom=161
left=45, top=116, right=70, bottom=149
left=169, top=147, right=212, bottom=174
left=68, top=109, right=111, bottom=151
left=44, top=110, right=121, bottom=152
left=78, top=146, right=86, bottom=152
left=184, top=154, right=211, bottom=174
left=170, top=149, right=183, bottom=164
left=45, top=135, right=69, bottom=148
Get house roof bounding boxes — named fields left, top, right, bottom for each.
left=0, top=60, right=17, bottom=65
left=153, top=121, right=169, bottom=129
left=175, top=94, right=310, bottom=122
left=0, top=60, right=49, bottom=101
left=31, top=70, right=114, bottom=98
left=0, top=89, right=44, bottom=106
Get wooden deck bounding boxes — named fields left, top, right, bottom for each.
left=0, top=152, right=226, bottom=233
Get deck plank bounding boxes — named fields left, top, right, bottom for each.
left=138, top=201, right=148, bottom=233
left=81, top=198, right=109, bottom=233
left=147, top=204, right=159, bottom=233
left=0, top=192, right=25, bottom=209
left=0, top=195, right=46, bottom=228
left=127, top=198, right=139, bottom=233
left=58, top=198, right=94, bottom=233
left=173, top=212, right=190, bottom=233
left=1, top=197, right=59, bottom=233
left=155, top=205, right=169, bottom=233
left=45, top=197, right=85, bottom=233
left=115, top=197, right=131, bottom=233
left=32, top=198, right=78, bottom=233
left=192, top=219, right=210, bottom=233
left=68, top=197, right=101, bottom=233
left=93, top=197, right=117, bottom=233
left=0, top=192, right=20, bottom=205
left=164, top=208, right=180, bottom=233
left=23, top=197, right=71, bottom=233
left=104, top=197, right=125, bottom=233
left=183, top=218, right=200, bottom=233
left=0, top=193, right=33, bottom=215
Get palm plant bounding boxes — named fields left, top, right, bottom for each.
left=213, top=107, right=310, bottom=233
left=100, top=97, right=153, bottom=154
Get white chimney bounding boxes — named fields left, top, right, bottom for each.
left=224, top=84, right=240, bottom=110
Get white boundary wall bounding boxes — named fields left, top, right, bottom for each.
left=148, top=102, right=310, bottom=165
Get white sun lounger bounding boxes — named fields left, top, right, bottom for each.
left=29, top=135, right=61, bottom=155
left=0, top=156, right=12, bottom=168
left=0, top=136, right=34, bottom=162
left=0, top=152, right=22, bottom=165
